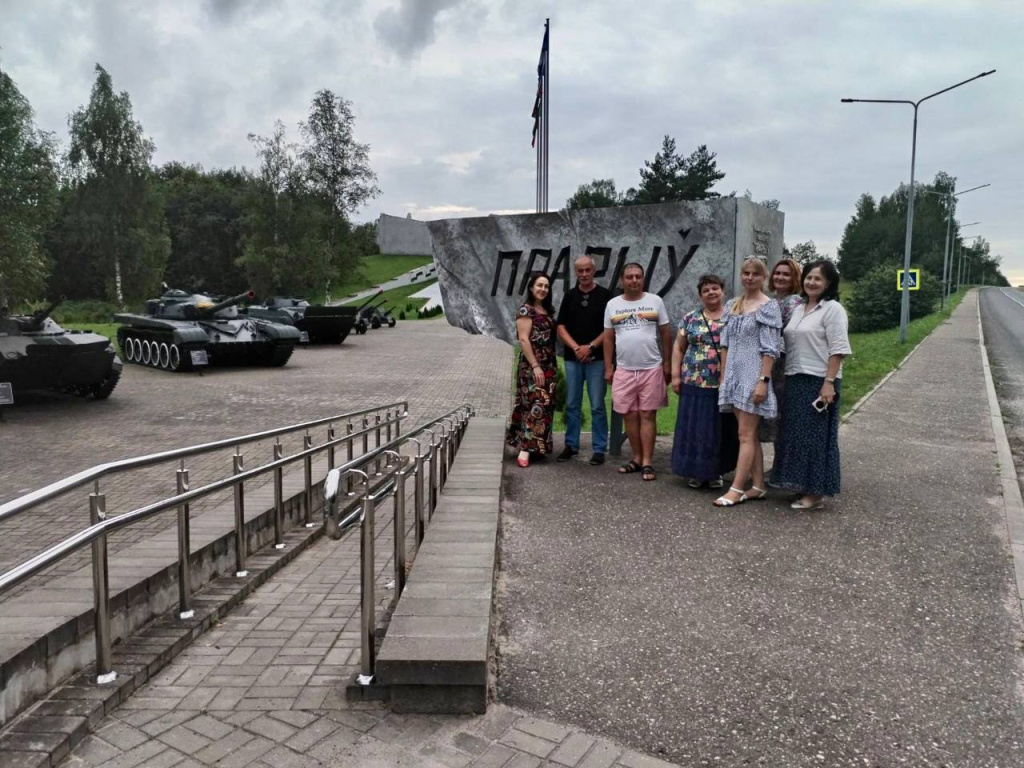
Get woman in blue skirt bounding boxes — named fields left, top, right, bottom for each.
left=670, top=274, right=739, bottom=488
left=774, top=260, right=852, bottom=510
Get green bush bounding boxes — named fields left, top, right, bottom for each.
left=418, top=304, right=444, bottom=319
left=399, top=311, right=406, bottom=320
left=51, top=300, right=123, bottom=324
left=846, top=262, right=941, bottom=333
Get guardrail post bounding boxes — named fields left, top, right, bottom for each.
left=439, top=429, right=448, bottom=490
left=396, top=407, right=403, bottom=438
left=394, top=461, right=408, bottom=595
left=273, top=441, right=285, bottom=549
left=346, top=421, right=355, bottom=494
left=414, top=452, right=426, bottom=545
left=386, top=409, right=393, bottom=443
left=90, top=485, right=115, bottom=683
left=233, top=450, right=247, bottom=577
left=303, top=432, right=314, bottom=527
left=374, top=413, right=383, bottom=475
left=429, top=439, right=439, bottom=519
left=327, top=424, right=337, bottom=471
left=362, top=415, right=370, bottom=459
left=359, top=481, right=376, bottom=683
left=176, top=462, right=194, bottom=619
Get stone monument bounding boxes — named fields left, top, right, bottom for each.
left=427, top=198, right=784, bottom=344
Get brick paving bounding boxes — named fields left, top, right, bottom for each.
left=0, top=320, right=513, bottom=602
left=55, top=423, right=677, bottom=768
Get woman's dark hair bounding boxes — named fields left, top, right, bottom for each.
left=801, top=260, right=841, bottom=302
left=525, top=271, right=556, bottom=315
left=696, top=273, right=725, bottom=294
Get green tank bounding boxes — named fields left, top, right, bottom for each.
left=245, top=297, right=357, bottom=344
left=0, top=300, right=121, bottom=399
left=115, top=287, right=301, bottom=372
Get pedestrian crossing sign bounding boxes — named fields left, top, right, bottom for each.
left=897, top=269, right=920, bottom=291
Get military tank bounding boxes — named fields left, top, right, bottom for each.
left=115, top=287, right=301, bottom=372
left=245, top=297, right=356, bottom=344
left=0, top=300, right=122, bottom=399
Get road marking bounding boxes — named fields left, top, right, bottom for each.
left=1000, top=288, right=1024, bottom=309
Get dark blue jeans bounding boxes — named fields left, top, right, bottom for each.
left=564, top=359, right=608, bottom=454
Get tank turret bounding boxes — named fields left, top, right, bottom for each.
left=245, top=295, right=358, bottom=344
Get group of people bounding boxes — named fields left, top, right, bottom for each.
left=505, top=253, right=851, bottom=510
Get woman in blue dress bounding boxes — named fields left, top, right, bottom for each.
left=714, top=257, right=782, bottom=507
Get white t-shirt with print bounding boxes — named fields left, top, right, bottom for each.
left=603, top=293, right=669, bottom=371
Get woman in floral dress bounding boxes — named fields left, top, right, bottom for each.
left=670, top=274, right=739, bottom=488
left=507, top=272, right=557, bottom=467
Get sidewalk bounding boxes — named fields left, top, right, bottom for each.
left=52, top=419, right=679, bottom=768
left=498, top=290, right=1024, bottom=766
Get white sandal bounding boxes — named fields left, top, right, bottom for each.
left=746, top=485, right=769, bottom=501
left=713, top=487, right=747, bottom=507
left=791, top=497, right=825, bottom=510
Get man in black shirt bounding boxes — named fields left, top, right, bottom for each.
left=555, top=255, right=613, bottom=464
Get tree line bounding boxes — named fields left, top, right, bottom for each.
left=0, top=63, right=380, bottom=309
left=563, top=138, right=1008, bottom=288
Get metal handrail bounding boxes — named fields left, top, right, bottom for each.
left=0, top=401, right=416, bottom=687
left=0, top=401, right=409, bottom=523
left=0, top=402, right=473, bottom=689
left=321, top=403, right=475, bottom=684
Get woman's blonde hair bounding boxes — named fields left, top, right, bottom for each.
left=730, top=256, right=769, bottom=315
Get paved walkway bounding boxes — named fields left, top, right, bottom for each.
left=56, top=420, right=678, bottom=768
left=498, top=290, right=1024, bottom=766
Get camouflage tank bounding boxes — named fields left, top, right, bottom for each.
left=114, top=287, right=300, bottom=372
left=245, top=297, right=356, bottom=344
left=0, top=300, right=122, bottom=399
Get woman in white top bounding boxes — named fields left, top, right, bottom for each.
left=773, top=260, right=852, bottom=510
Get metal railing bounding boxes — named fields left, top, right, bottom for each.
left=322, top=403, right=474, bottom=685
left=0, top=401, right=409, bottom=684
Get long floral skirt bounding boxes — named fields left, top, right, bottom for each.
left=773, top=374, right=842, bottom=496
left=506, top=357, right=556, bottom=455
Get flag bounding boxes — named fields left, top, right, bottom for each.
left=531, top=25, right=549, bottom=147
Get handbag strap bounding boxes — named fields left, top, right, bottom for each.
left=699, top=310, right=723, bottom=352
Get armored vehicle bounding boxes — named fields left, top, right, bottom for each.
left=115, top=288, right=301, bottom=372
left=0, top=301, right=122, bottom=399
left=245, top=297, right=356, bottom=344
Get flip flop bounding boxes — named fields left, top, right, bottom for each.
left=791, top=498, right=826, bottom=510
left=618, top=460, right=642, bottom=474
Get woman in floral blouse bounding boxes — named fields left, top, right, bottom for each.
left=506, top=272, right=558, bottom=467
left=670, top=274, right=739, bottom=488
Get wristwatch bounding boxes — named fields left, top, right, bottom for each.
left=759, top=376, right=771, bottom=383
left=588, top=343, right=595, bottom=353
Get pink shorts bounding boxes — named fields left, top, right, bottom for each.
left=612, top=367, right=668, bottom=414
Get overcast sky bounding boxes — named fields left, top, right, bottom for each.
left=4, top=0, right=1022, bottom=282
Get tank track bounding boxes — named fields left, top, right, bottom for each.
left=117, top=329, right=198, bottom=372
left=264, top=341, right=296, bottom=367
left=62, top=367, right=121, bottom=400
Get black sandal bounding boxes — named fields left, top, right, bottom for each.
left=641, top=465, right=657, bottom=481
left=618, top=460, right=642, bottom=474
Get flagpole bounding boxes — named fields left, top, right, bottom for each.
left=542, top=18, right=549, bottom=212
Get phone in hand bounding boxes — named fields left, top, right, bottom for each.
left=811, top=397, right=828, bottom=413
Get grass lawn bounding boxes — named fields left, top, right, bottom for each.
left=343, top=279, right=439, bottom=319
left=333, top=254, right=433, bottom=298
left=550, top=288, right=968, bottom=435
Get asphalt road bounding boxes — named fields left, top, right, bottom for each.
left=498, top=291, right=1024, bottom=767
left=980, top=286, right=1024, bottom=497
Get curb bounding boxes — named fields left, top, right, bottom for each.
left=976, top=291, right=1024, bottom=620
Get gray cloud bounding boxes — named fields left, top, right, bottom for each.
left=374, top=0, right=467, bottom=59
left=2, top=0, right=1022, bottom=281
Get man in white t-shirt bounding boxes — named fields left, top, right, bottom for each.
left=601, top=262, right=672, bottom=481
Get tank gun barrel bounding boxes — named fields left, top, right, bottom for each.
left=200, top=290, right=256, bottom=317
left=29, top=299, right=63, bottom=329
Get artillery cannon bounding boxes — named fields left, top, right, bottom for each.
left=352, top=292, right=386, bottom=335
left=0, top=299, right=122, bottom=399
left=115, top=286, right=301, bottom=372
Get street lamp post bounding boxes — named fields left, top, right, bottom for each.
left=920, top=184, right=990, bottom=307
left=964, top=235, right=984, bottom=287
left=955, top=228, right=982, bottom=291
left=842, top=69, right=995, bottom=342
